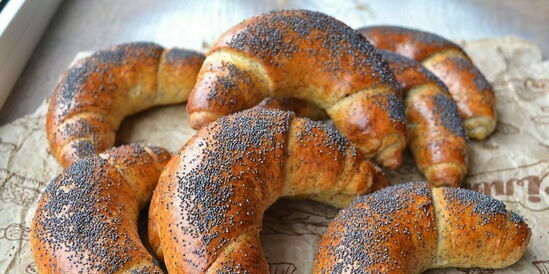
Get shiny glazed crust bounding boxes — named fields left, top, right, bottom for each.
left=149, top=107, right=387, bottom=273
left=359, top=26, right=497, bottom=140
left=46, top=43, right=204, bottom=168
left=30, top=144, right=171, bottom=273
left=314, top=183, right=531, bottom=273
left=186, top=10, right=406, bottom=169
left=381, top=50, right=469, bottom=187
left=256, top=51, right=469, bottom=187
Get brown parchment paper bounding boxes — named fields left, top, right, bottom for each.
left=0, top=37, right=547, bottom=274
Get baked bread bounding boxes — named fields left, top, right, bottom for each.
left=30, top=144, right=171, bottom=273
left=314, top=182, right=531, bottom=273
left=186, top=9, right=406, bottom=169
left=149, top=107, right=388, bottom=273
left=381, top=50, right=468, bottom=187
left=255, top=50, right=469, bottom=187
left=359, top=26, right=497, bottom=140
left=46, top=42, right=204, bottom=168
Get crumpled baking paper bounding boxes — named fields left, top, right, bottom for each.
left=0, top=37, right=547, bottom=274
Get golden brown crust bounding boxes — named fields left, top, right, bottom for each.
left=30, top=144, right=170, bottom=274
left=313, top=183, right=531, bottom=273
left=187, top=10, right=406, bottom=169
left=46, top=43, right=204, bottom=168
left=150, top=107, right=387, bottom=273
left=359, top=26, right=463, bottom=61
left=147, top=183, right=164, bottom=262
left=255, top=51, right=468, bottom=187
left=282, top=117, right=383, bottom=207
left=431, top=187, right=531, bottom=268
left=359, top=26, right=497, bottom=140
left=381, top=50, right=468, bottom=187
left=157, top=48, right=206, bottom=104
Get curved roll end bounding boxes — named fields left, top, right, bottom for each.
left=328, top=87, right=407, bottom=169
left=503, top=212, right=532, bottom=268
left=314, top=183, right=531, bottom=273
left=187, top=110, right=222, bottom=130
left=371, top=165, right=390, bottom=191
left=206, top=231, right=270, bottom=273
left=423, top=54, right=497, bottom=140
left=464, top=115, right=497, bottom=140
left=158, top=48, right=205, bottom=103
left=358, top=25, right=497, bottom=140
left=432, top=187, right=531, bottom=269
left=423, top=162, right=466, bottom=188
left=31, top=144, right=167, bottom=274
left=142, top=145, right=172, bottom=169
left=186, top=50, right=271, bottom=130
left=374, top=133, right=406, bottom=169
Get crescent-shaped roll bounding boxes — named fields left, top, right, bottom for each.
left=186, top=9, right=406, bottom=169
left=314, top=182, right=531, bottom=273
left=30, top=144, right=171, bottom=273
left=381, top=50, right=468, bottom=187
left=358, top=26, right=497, bottom=140
left=150, top=107, right=388, bottom=273
left=254, top=50, right=469, bottom=187
left=46, top=42, right=204, bottom=168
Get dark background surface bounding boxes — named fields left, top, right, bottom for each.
left=1, top=0, right=547, bottom=125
